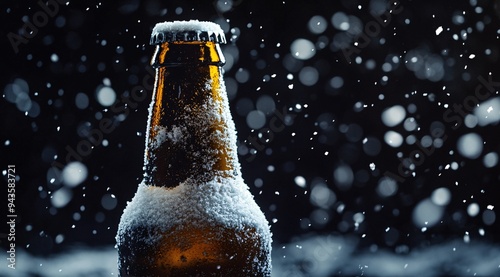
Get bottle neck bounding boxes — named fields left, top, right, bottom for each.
left=151, top=41, right=226, bottom=67
left=144, top=42, right=239, bottom=188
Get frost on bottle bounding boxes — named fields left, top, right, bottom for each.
left=116, top=20, right=272, bottom=276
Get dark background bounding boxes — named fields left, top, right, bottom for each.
left=1, top=0, right=500, bottom=271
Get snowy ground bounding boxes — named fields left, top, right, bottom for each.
left=2, top=235, right=499, bottom=277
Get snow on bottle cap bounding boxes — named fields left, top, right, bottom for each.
left=150, top=20, right=227, bottom=45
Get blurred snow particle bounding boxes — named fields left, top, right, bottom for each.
left=365, top=59, right=376, bottom=70
left=225, top=77, right=238, bottom=100
left=290, top=38, right=316, bottom=60
left=235, top=68, right=250, bottom=83
left=3, top=84, right=20, bottom=103
left=246, top=110, right=266, bottom=129
left=15, top=90, right=32, bottom=112
left=474, top=97, right=500, bottom=126
left=381, top=105, right=406, bottom=127
left=483, top=152, right=499, bottom=168
left=362, top=136, right=382, bottom=156
left=412, top=198, right=444, bottom=228
left=431, top=187, right=451, bottom=206
left=452, top=13, right=465, bottom=25
left=376, top=176, right=398, bottom=197
left=464, top=114, right=478, bottom=128
left=50, top=53, right=59, bottom=62
left=463, top=232, right=470, bottom=243
left=353, top=212, right=365, bottom=226
left=310, top=209, right=330, bottom=227
left=310, top=183, right=336, bottom=209
left=333, top=164, right=354, bottom=190
left=215, top=0, right=233, bottom=13
left=95, top=85, right=116, bottom=107
left=294, top=176, right=307, bottom=188
left=353, top=101, right=365, bottom=112
left=405, top=50, right=445, bottom=82
left=47, top=167, right=62, bottom=189
left=75, top=92, right=89, bottom=109
left=467, top=203, right=480, bottom=217
left=382, top=62, right=393, bottom=72
left=384, top=130, right=404, bottom=147
left=403, top=117, right=418, bottom=131
left=230, top=27, right=241, bottom=42
left=101, top=194, right=118, bottom=210
left=115, top=46, right=124, bottom=54
left=55, top=234, right=65, bottom=244
left=369, top=0, right=388, bottom=15
left=430, top=121, right=445, bottom=137
left=222, top=44, right=239, bottom=71
left=27, top=101, right=41, bottom=118
left=4, top=78, right=34, bottom=113
left=62, top=162, right=88, bottom=187
left=344, top=124, right=363, bottom=142
left=55, top=15, right=66, bottom=28
left=420, top=135, right=433, bottom=148
left=308, top=15, right=327, bottom=34
left=384, top=227, right=400, bottom=246
left=482, top=210, right=496, bottom=225
left=457, top=133, right=483, bottom=159
left=51, top=187, right=73, bottom=208
left=316, top=112, right=335, bottom=131
left=256, top=95, right=276, bottom=115
left=329, top=76, right=344, bottom=89
left=405, top=135, right=417, bottom=146
left=407, top=103, right=417, bottom=114
left=331, top=11, right=350, bottom=31
left=102, top=78, right=111, bottom=86
left=118, top=0, right=140, bottom=14
left=298, top=66, right=319, bottom=86
left=254, top=178, right=263, bottom=188
left=283, top=53, right=304, bottom=72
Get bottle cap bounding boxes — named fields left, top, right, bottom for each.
left=150, top=20, right=227, bottom=45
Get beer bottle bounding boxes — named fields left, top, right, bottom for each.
left=116, top=20, right=272, bottom=276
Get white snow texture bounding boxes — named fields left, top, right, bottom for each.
left=118, top=176, right=271, bottom=246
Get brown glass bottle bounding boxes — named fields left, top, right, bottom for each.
left=116, top=20, right=272, bottom=277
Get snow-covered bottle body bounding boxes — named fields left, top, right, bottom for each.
left=116, top=20, right=272, bottom=276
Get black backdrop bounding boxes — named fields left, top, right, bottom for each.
left=1, top=0, right=500, bottom=272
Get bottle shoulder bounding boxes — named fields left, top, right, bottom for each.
left=118, top=177, right=270, bottom=236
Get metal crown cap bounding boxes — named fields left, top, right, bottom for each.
left=150, top=20, right=227, bottom=45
